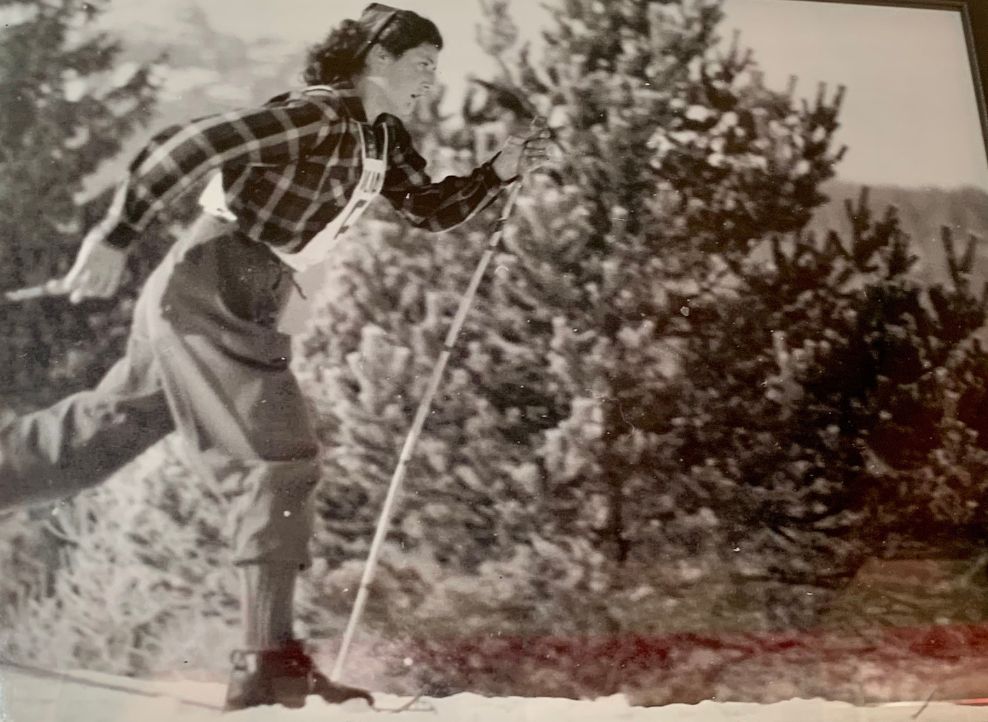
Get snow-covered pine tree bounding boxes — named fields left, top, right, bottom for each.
left=506, top=0, right=988, bottom=635
left=481, top=0, right=855, bottom=631
left=508, top=0, right=988, bottom=633
left=0, top=0, right=159, bottom=411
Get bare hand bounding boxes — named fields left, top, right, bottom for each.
left=47, top=228, right=128, bottom=304
left=492, top=116, right=553, bottom=181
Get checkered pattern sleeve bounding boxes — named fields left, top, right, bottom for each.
left=97, top=96, right=345, bottom=250
left=381, top=118, right=508, bottom=232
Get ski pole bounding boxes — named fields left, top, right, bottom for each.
left=2, top=283, right=61, bottom=303
left=330, top=136, right=538, bottom=682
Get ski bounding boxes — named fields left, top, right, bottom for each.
left=1, top=659, right=224, bottom=712
left=1, top=659, right=434, bottom=714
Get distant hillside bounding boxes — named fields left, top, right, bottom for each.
left=84, top=2, right=303, bottom=196
left=809, top=180, right=988, bottom=287
left=113, top=1, right=302, bottom=116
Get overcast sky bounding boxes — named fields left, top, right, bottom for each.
left=721, top=0, right=988, bottom=190
left=96, top=0, right=988, bottom=190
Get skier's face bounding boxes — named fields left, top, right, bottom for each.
left=377, top=43, right=439, bottom=119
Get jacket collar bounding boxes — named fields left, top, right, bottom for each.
left=327, top=79, right=404, bottom=129
left=326, top=79, right=369, bottom=123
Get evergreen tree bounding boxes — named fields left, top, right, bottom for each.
left=504, top=0, right=988, bottom=631
left=0, top=0, right=158, bottom=410
left=459, top=0, right=849, bottom=631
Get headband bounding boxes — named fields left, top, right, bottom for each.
left=356, top=3, right=401, bottom=60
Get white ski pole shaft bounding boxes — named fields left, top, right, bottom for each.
left=331, top=178, right=526, bottom=681
left=2, top=283, right=60, bottom=303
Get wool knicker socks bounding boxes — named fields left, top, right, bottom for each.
left=240, top=562, right=297, bottom=649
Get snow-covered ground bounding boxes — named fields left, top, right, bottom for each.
left=2, top=666, right=987, bottom=721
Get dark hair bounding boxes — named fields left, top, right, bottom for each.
left=303, top=4, right=443, bottom=85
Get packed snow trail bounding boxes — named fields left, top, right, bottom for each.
left=3, top=665, right=988, bottom=721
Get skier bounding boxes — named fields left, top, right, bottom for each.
left=0, top=2, right=550, bottom=711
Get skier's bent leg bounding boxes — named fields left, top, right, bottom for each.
left=194, top=451, right=321, bottom=646
left=188, top=450, right=371, bottom=711
left=146, top=218, right=371, bottom=708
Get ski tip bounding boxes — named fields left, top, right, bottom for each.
left=372, top=693, right=435, bottom=714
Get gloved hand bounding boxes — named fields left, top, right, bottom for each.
left=46, top=226, right=128, bottom=304
left=492, top=116, right=552, bottom=181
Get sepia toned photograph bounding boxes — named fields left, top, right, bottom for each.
left=2, top=0, right=988, bottom=719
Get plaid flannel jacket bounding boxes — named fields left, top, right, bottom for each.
left=98, top=80, right=508, bottom=252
